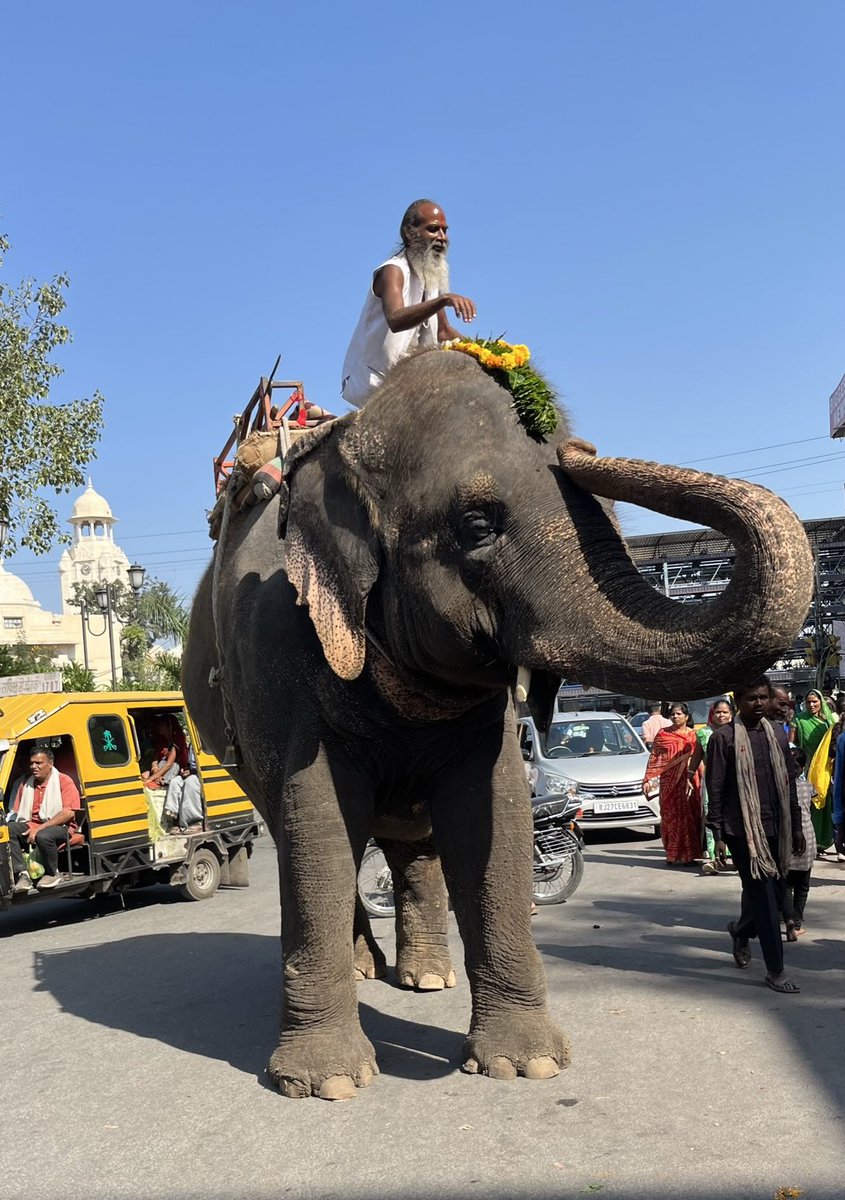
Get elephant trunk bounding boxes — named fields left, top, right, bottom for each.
left=520, top=439, right=814, bottom=698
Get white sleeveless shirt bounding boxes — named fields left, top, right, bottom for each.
left=340, top=251, right=439, bottom=408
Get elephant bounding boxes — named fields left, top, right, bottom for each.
left=182, top=347, right=813, bottom=1100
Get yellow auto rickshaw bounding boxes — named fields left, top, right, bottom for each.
left=0, top=690, right=262, bottom=914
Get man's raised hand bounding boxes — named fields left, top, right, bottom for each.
left=443, top=293, right=477, bottom=324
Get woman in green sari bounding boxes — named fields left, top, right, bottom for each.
left=794, top=689, right=836, bottom=852
left=688, top=698, right=734, bottom=873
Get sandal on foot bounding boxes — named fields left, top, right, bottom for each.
left=727, top=921, right=751, bottom=968
left=765, top=974, right=800, bottom=993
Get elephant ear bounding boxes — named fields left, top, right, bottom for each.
left=281, top=419, right=380, bottom=681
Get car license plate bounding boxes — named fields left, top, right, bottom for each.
left=593, top=799, right=638, bottom=814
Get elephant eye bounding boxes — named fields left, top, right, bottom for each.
left=458, top=507, right=501, bottom=552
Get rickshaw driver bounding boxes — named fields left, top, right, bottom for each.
left=6, top=746, right=81, bottom=894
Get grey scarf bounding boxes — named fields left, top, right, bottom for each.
left=733, top=715, right=792, bottom=879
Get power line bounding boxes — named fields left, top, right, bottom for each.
left=727, top=452, right=845, bottom=481
left=12, top=554, right=212, bottom=580
left=780, top=481, right=844, bottom=496
left=120, top=528, right=208, bottom=541
left=678, top=435, right=830, bottom=467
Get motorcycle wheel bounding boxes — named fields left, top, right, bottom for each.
left=358, top=842, right=396, bottom=919
left=532, top=847, right=584, bottom=905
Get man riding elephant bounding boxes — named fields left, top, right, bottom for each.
left=184, top=341, right=813, bottom=1100
left=340, top=199, right=477, bottom=408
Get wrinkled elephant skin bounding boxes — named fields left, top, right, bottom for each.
left=183, top=349, right=813, bottom=1099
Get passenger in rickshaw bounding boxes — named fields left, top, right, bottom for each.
left=162, top=741, right=204, bottom=833
left=141, top=715, right=182, bottom=790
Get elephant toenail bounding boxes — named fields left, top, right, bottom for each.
left=318, top=1075, right=357, bottom=1101
left=278, top=1077, right=309, bottom=1099
left=357, top=1064, right=375, bottom=1087
left=461, top=1057, right=480, bottom=1074
left=445, top=969, right=457, bottom=987
left=417, top=973, right=446, bottom=990
left=523, top=1055, right=560, bottom=1079
left=488, top=1056, right=518, bottom=1081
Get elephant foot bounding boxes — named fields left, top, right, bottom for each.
left=353, top=934, right=388, bottom=982
left=396, top=946, right=456, bottom=991
left=461, top=1010, right=571, bottom=1080
left=268, top=1027, right=379, bottom=1100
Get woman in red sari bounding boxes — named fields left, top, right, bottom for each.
left=642, top=702, right=702, bottom=864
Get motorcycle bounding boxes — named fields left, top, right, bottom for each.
left=357, top=794, right=585, bottom=918
left=530, top=792, right=585, bottom=905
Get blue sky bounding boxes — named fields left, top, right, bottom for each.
left=4, top=1, right=844, bottom=610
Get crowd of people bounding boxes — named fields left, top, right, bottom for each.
left=639, top=678, right=845, bottom=993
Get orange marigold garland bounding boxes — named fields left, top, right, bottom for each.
left=444, top=337, right=559, bottom=439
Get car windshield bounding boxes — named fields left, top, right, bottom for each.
left=545, top=718, right=645, bottom=758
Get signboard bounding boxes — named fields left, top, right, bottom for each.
left=829, top=373, right=845, bottom=438
left=0, top=672, right=63, bottom=698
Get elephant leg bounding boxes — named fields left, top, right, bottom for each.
left=353, top=894, right=388, bottom=981
left=376, top=837, right=455, bottom=991
left=268, top=751, right=379, bottom=1100
left=429, top=725, right=571, bottom=1081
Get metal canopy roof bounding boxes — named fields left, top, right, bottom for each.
left=626, top=514, right=845, bottom=565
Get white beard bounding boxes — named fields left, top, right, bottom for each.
left=405, top=241, right=450, bottom=296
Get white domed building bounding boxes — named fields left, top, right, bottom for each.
left=59, top=480, right=131, bottom=610
left=0, top=480, right=132, bottom=686
left=0, top=564, right=46, bottom=636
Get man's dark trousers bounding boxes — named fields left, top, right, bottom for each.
left=728, top=834, right=784, bottom=974
left=7, top=821, right=70, bottom=877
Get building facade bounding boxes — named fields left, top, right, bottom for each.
left=0, top=481, right=130, bottom=686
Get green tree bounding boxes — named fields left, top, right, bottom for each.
left=61, top=661, right=98, bottom=692
left=70, top=576, right=189, bottom=691
left=0, top=234, right=104, bottom=554
left=0, top=639, right=56, bottom=678
left=152, top=650, right=183, bottom=691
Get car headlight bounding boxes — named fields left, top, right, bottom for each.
left=542, top=773, right=579, bottom=798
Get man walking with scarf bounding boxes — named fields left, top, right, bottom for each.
left=706, top=678, right=804, bottom=993
left=6, top=745, right=81, bottom=894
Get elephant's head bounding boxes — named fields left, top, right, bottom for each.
left=281, top=349, right=813, bottom=728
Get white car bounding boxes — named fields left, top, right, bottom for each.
left=519, top=711, right=660, bottom=835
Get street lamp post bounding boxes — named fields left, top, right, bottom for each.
left=95, top=582, right=118, bottom=690
left=82, top=564, right=147, bottom=689
left=80, top=600, right=91, bottom=672
left=0, top=514, right=8, bottom=552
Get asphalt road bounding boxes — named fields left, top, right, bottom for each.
left=2, top=830, right=845, bottom=1200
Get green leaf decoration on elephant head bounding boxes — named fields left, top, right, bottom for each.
left=444, top=337, right=559, bottom=440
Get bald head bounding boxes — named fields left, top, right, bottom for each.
left=400, top=199, right=444, bottom=246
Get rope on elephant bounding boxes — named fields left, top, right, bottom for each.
left=207, top=419, right=340, bottom=541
